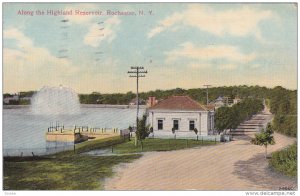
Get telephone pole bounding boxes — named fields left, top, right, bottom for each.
left=128, top=66, right=147, bottom=146
left=203, top=85, right=211, bottom=105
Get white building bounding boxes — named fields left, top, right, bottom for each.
left=214, top=96, right=226, bottom=108
left=3, top=95, right=19, bottom=104
left=233, top=97, right=242, bottom=104
left=147, top=96, right=215, bottom=137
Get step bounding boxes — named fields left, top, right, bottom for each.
left=233, top=130, right=258, bottom=133
left=237, top=126, right=255, bottom=129
left=240, top=124, right=263, bottom=126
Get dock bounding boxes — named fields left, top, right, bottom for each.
left=46, top=126, right=122, bottom=143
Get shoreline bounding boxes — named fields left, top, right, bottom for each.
left=3, top=104, right=147, bottom=109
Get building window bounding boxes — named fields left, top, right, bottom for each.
left=189, top=120, right=195, bottom=131
left=158, top=120, right=163, bottom=130
left=173, top=120, right=179, bottom=130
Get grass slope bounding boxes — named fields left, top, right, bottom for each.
left=113, top=138, right=217, bottom=154
left=4, top=136, right=218, bottom=190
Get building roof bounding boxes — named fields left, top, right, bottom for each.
left=205, top=104, right=215, bottom=111
left=216, top=96, right=224, bottom=101
left=149, top=96, right=207, bottom=111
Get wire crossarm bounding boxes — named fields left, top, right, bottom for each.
left=127, top=66, right=148, bottom=146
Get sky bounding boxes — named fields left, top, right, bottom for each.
left=3, top=3, right=298, bottom=94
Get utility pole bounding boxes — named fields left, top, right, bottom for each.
left=128, top=66, right=147, bottom=146
left=203, top=85, right=211, bottom=105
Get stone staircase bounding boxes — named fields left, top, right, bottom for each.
left=229, top=110, right=273, bottom=139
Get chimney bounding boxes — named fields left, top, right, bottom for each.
left=148, top=96, right=157, bottom=107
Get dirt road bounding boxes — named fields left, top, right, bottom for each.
left=104, top=133, right=296, bottom=190
left=104, top=107, right=296, bottom=190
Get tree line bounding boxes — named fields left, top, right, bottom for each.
left=268, top=86, right=297, bottom=137
left=78, top=85, right=296, bottom=137
left=214, top=98, right=264, bottom=132
left=79, top=91, right=136, bottom=105
left=3, top=85, right=296, bottom=137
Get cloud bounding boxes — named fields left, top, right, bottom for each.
left=3, top=28, right=81, bottom=93
left=148, top=13, right=183, bottom=38
left=165, top=42, right=256, bottom=64
left=83, top=16, right=121, bottom=47
left=148, top=5, right=273, bottom=40
left=3, top=28, right=33, bottom=48
left=218, top=64, right=238, bottom=70
left=188, top=63, right=210, bottom=69
left=63, top=5, right=122, bottom=48
left=3, top=27, right=128, bottom=94
left=249, top=64, right=262, bottom=68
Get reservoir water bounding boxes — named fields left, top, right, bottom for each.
left=3, top=105, right=145, bottom=156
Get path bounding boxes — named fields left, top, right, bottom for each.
left=104, top=105, right=296, bottom=190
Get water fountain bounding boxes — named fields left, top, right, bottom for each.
left=31, top=85, right=80, bottom=115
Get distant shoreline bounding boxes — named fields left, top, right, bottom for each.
left=80, top=104, right=147, bottom=109
left=3, top=104, right=147, bottom=109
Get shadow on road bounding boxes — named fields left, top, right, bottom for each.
left=233, top=153, right=297, bottom=190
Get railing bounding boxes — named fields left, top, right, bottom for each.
left=149, top=131, right=220, bottom=140
left=47, top=124, right=121, bottom=134
left=3, top=144, right=74, bottom=157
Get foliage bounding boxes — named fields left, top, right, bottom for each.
left=19, top=99, right=31, bottom=105
left=269, top=144, right=297, bottom=178
left=79, top=91, right=135, bottom=105
left=269, top=87, right=297, bottom=137
left=3, top=85, right=297, bottom=137
left=265, top=123, right=274, bottom=134
left=136, top=115, right=150, bottom=140
left=215, top=98, right=264, bottom=132
left=251, top=123, right=275, bottom=158
left=128, top=126, right=133, bottom=132
left=149, top=127, right=153, bottom=133
left=194, top=128, right=198, bottom=135
left=251, top=130, right=275, bottom=147
left=172, top=127, right=175, bottom=134
left=19, top=91, right=36, bottom=98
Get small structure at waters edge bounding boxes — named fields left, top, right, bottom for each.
left=46, top=126, right=121, bottom=143
left=46, top=130, right=88, bottom=143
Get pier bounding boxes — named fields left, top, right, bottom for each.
left=46, top=125, right=122, bottom=143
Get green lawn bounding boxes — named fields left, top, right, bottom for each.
left=4, top=136, right=140, bottom=190
left=113, top=138, right=217, bottom=154
left=4, top=153, right=141, bottom=190
left=4, top=136, right=218, bottom=190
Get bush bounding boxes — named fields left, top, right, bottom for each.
left=269, top=144, right=297, bottom=177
